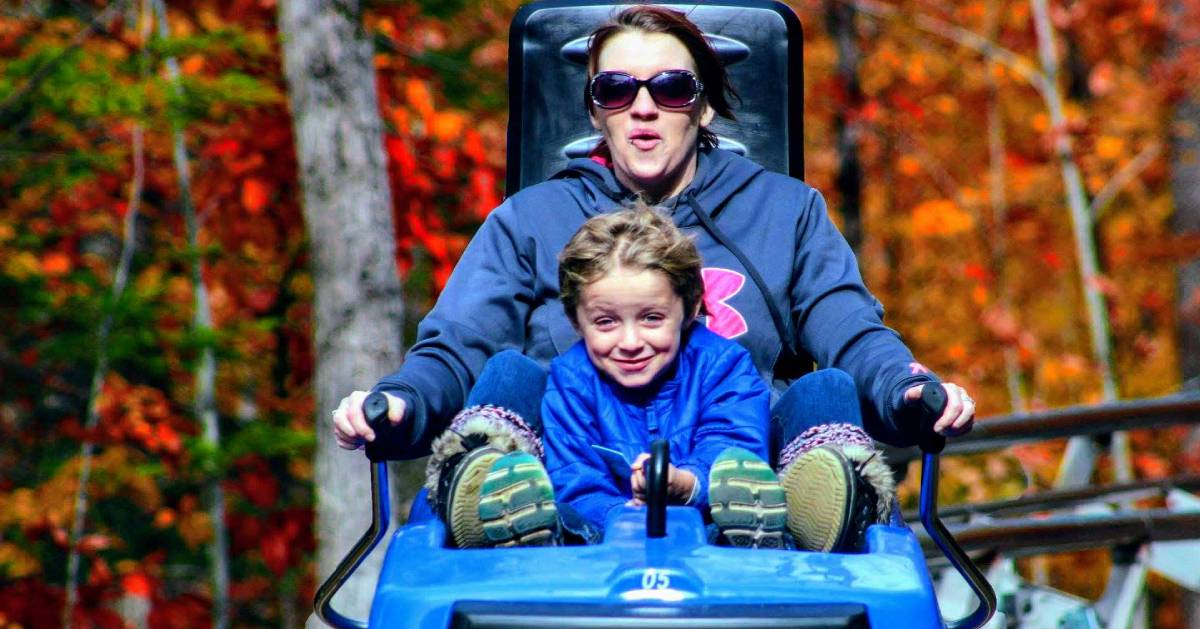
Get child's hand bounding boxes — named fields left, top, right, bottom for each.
left=629, top=453, right=696, bottom=506
left=628, top=453, right=651, bottom=506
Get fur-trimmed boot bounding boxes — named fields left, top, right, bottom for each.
left=425, top=405, right=553, bottom=548
left=777, top=423, right=896, bottom=553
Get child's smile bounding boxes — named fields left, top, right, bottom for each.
left=574, top=266, right=691, bottom=389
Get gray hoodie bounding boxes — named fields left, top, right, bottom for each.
left=371, top=148, right=937, bottom=458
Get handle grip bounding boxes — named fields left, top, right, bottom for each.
left=362, top=391, right=390, bottom=426
left=918, top=383, right=948, bottom=455
left=646, top=439, right=669, bottom=538
left=362, top=391, right=414, bottom=462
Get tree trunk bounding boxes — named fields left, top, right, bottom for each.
left=1171, top=67, right=1200, bottom=388
left=1169, top=23, right=1200, bottom=629
left=825, top=0, right=864, bottom=250
left=278, top=1, right=404, bottom=624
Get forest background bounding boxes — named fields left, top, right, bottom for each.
left=1, top=0, right=1198, bottom=627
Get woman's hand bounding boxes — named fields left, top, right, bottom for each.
left=904, top=382, right=975, bottom=437
left=331, top=390, right=406, bottom=450
left=628, top=452, right=697, bottom=506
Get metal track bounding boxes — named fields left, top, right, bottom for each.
left=903, top=474, right=1200, bottom=522
left=883, top=393, right=1200, bottom=466
left=917, top=509, right=1200, bottom=563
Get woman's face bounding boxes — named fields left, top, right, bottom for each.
left=590, top=31, right=715, bottom=201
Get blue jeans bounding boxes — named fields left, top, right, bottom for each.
left=768, top=367, right=864, bottom=467
left=410, top=351, right=865, bottom=536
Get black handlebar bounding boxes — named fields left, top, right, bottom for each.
left=362, top=392, right=390, bottom=427
left=916, top=384, right=997, bottom=629
left=363, top=391, right=414, bottom=462
left=314, top=392, right=398, bottom=628
left=646, top=439, right=669, bottom=538
left=314, top=396, right=393, bottom=629
left=918, top=383, right=948, bottom=454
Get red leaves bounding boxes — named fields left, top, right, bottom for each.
left=256, top=509, right=313, bottom=576
left=41, top=251, right=73, bottom=276
left=375, top=21, right=506, bottom=300
left=469, top=169, right=500, bottom=220
left=235, top=460, right=279, bottom=509
left=962, top=262, right=991, bottom=283
left=228, top=503, right=313, bottom=578
left=1040, top=249, right=1063, bottom=270
left=204, top=138, right=242, bottom=157
left=95, top=375, right=190, bottom=457
left=122, top=573, right=153, bottom=598
left=240, top=178, right=270, bottom=214
left=260, top=535, right=289, bottom=576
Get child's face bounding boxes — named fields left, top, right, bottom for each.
left=574, top=266, right=691, bottom=389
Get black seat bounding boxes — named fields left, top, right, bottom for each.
left=506, top=0, right=805, bottom=194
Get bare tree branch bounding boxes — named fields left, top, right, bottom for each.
left=1090, top=141, right=1163, bottom=219
left=844, top=0, right=1045, bottom=88
left=62, top=2, right=147, bottom=623
left=149, top=0, right=231, bottom=626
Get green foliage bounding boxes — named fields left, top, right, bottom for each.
left=413, top=0, right=471, bottom=19
left=412, top=45, right=506, bottom=111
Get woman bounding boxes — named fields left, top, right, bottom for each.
left=332, top=5, right=975, bottom=551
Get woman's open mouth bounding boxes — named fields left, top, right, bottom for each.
left=629, top=130, right=661, bottom=151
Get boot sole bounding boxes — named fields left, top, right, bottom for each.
left=709, top=448, right=788, bottom=549
left=446, top=447, right=503, bottom=548
left=781, top=447, right=853, bottom=552
left=478, top=452, right=558, bottom=547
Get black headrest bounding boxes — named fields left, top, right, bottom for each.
left=506, top=0, right=805, bottom=194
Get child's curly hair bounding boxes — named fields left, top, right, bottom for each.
left=558, top=202, right=704, bottom=325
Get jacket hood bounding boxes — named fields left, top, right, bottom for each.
left=549, top=147, right=766, bottom=226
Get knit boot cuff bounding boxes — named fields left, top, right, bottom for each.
left=778, top=422, right=894, bottom=521
left=424, top=405, right=543, bottom=505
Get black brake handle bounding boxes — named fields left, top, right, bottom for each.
left=917, top=383, right=948, bottom=455
left=361, top=391, right=414, bottom=462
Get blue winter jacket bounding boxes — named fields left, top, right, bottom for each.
left=542, top=324, right=771, bottom=531
left=373, top=148, right=937, bottom=456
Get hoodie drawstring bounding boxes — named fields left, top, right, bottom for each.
left=684, top=189, right=813, bottom=380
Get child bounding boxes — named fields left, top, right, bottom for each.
left=475, top=206, right=790, bottom=548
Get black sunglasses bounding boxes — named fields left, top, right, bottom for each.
left=588, top=70, right=705, bottom=110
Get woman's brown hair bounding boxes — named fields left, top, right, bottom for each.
left=559, top=203, right=705, bottom=326
left=584, top=4, right=739, bottom=150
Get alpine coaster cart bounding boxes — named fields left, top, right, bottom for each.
left=314, top=2, right=997, bottom=627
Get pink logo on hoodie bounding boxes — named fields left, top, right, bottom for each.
left=701, top=268, right=748, bottom=339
